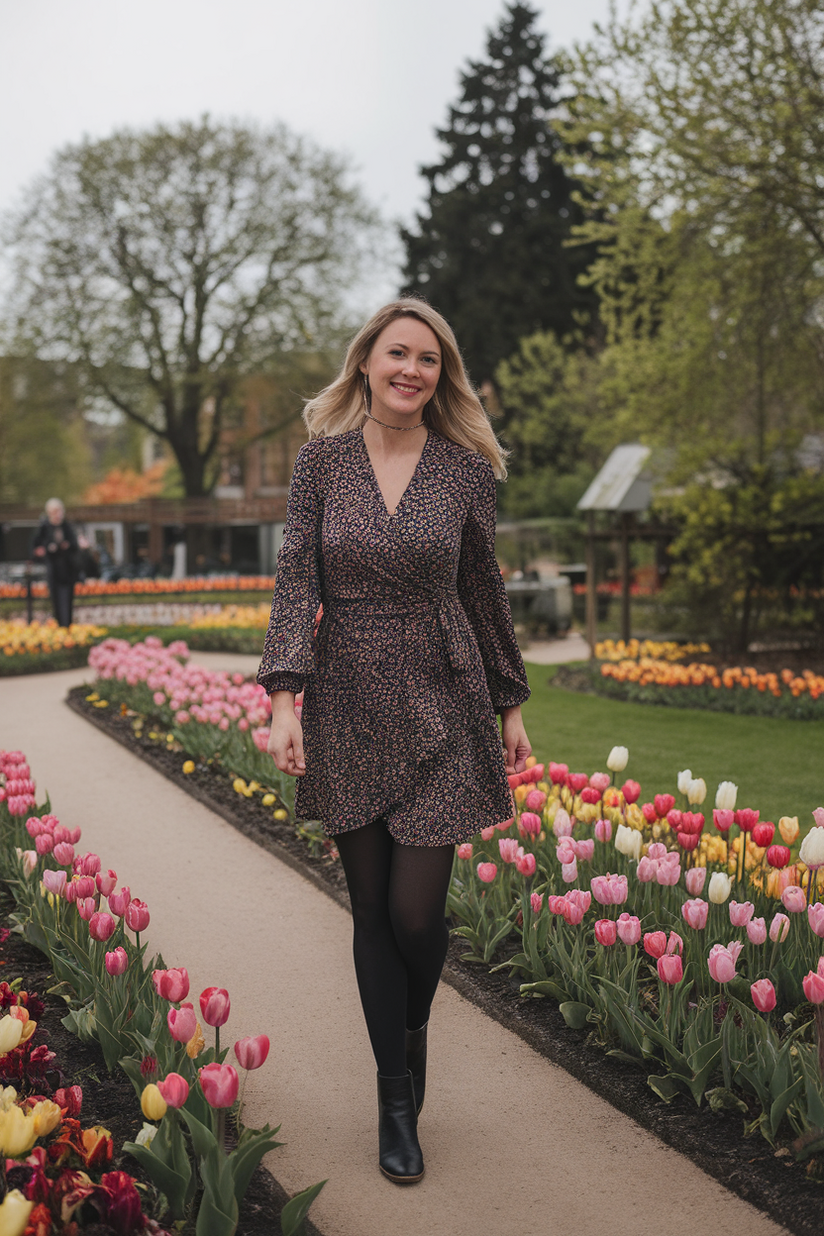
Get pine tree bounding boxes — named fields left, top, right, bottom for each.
left=401, top=2, right=598, bottom=389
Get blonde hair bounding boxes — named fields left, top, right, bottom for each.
left=303, top=299, right=508, bottom=479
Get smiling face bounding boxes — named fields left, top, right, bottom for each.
left=360, top=316, right=442, bottom=427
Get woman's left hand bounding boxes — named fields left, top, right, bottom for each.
left=501, top=706, right=531, bottom=774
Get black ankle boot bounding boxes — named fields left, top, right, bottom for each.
left=376, top=1071, right=424, bottom=1184
left=405, top=1023, right=428, bottom=1116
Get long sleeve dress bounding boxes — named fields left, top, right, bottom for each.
left=257, top=427, right=530, bottom=846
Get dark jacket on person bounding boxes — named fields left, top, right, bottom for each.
left=31, top=518, right=79, bottom=585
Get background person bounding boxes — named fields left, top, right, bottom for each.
left=31, top=498, right=79, bottom=627
left=258, top=299, right=531, bottom=1185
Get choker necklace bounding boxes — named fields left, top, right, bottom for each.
left=363, top=409, right=426, bottom=432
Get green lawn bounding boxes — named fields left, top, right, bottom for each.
left=521, top=662, right=824, bottom=829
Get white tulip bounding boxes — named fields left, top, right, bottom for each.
left=715, top=781, right=738, bottom=811
left=615, top=824, right=642, bottom=861
left=677, top=769, right=693, bottom=795
left=687, top=777, right=707, bottom=805
left=708, top=872, right=732, bottom=904
left=607, top=746, right=629, bottom=773
left=799, top=827, right=824, bottom=871
left=136, top=1122, right=158, bottom=1148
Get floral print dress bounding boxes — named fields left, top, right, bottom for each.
left=257, top=427, right=530, bottom=845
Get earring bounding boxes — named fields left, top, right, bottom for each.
left=362, top=373, right=372, bottom=414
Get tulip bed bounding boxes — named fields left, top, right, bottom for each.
left=451, top=753, right=824, bottom=1161
left=580, top=640, right=824, bottom=720
left=0, top=621, right=109, bottom=677
left=0, top=747, right=324, bottom=1236
left=0, top=577, right=275, bottom=603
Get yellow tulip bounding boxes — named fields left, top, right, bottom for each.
left=0, top=1105, right=38, bottom=1157
left=0, top=1189, right=34, bottom=1236
left=140, top=1084, right=167, bottom=1121
left=0, top=1088, right=17, bottom=1112
left=261, top=793, right=275, bottom=806
left=0, top=1017, right=24, bottom=1056
left=779, top=816, right=800, bottom=845
left=29, top=1100, right=61, bottom=1139
left=182, top=761, right=195, bottom=775
left=626, top=803, right=645, bottom=830
left=272, top=809, right=288, bottom=822
left=513, top=785, right=528, bottom=805
left=186, top=1022, right=206, bottom=1059
left=18, top=1022, right=36, bottom=1045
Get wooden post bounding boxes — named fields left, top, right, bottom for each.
left=585, top=510, right=597, bottom=658
left=620, top=512, right=631, bottom=643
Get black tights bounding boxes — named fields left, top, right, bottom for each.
left=334, top=820, right=454, bottom=1077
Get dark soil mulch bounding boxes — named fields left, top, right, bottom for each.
left=65, top=685, right=824, bottom=1236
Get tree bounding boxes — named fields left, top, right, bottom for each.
left=3, top=118, right=382, bottom=496
left=0, top=357, right=93, bottom=506
left=558, top=0, right=824, bottom=650
left=401, top=2, right=599, bottom=389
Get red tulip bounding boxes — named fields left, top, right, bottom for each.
left=98, top=1170, right=143, bottom=1235
left=580, top=787, right=601, bottom=804
left=75, top=875, right=96, bottom=899
left=153, top=967, right=189, bottom=1003
left=200, top=987, right=231, bottom=1028
left=594, top=919, right=617, bottom=946
left=125, top=899, right=150, bottom=932
left=234, top=1034, right=270, bottom=1070
left=167, top=1003, right=198, bottom=1043
left=157, top=1072, right=190, bottom=1108
left=96, top=869, right=117, bottom=897
left=548, top=762, right=568, bottom=785
left=76, top=897, right=96, bottom=921
left=198, top=1062, right=239, bottom=1108
left=677, top=831, right=701, bottom=852
left=567, top=773, right=589, bottom=794
left=657, top=955, right=683, bottom=984
left=752, top=822, right=775, bottom=848
left=750, top=979, right=776, bottom=1013
left=654, top=793, right=675, bottom=818
left=515, top=850, right=537, bottom=877
left=620, top=779, right=641, bottom=804
left=735, top=808, right=759, bottom=832
left=766, top=845, right=791, bottom=869
left=643, top=931, right=667, bottom=959
left=54, top=1085, right=83, bottom=1117
left=89, top=911, right=116, bottom=942
left=641, top=802, right=657, bottom=823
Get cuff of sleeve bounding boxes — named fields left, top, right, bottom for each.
left=493, top=684, right=531, bottom=713
left=257, top=671, right=305, bottom=696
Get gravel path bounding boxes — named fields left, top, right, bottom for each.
left=0, top=661, right=789, bottom=1236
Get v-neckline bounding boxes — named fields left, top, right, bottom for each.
left=360, top=427, right=431, bottom=519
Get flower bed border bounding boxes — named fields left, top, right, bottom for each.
left=66, top=685, right=822, bottom=1236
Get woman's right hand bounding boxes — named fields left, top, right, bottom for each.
left=268, top=693, right=306, bottom=776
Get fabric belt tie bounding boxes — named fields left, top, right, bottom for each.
left=325, top=593, right=470, bottom=674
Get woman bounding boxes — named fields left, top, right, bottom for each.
left=258, top=299, right=531, bottom=1184
left=31, top=499, right=79, bottom=627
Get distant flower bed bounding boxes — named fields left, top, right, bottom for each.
left=188, top=603, right=270, bottom=630
left=0, top=575, right=275, bottom=601
left=580, top=641, right=824, bottom=720
left=0, top=620, right=109, bottom=676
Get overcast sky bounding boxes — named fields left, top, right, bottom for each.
left=1, top=0, right=619, bottom=235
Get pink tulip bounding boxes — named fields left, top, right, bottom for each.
left=456, top=844, right=473, bottom=860
left=642, top=802, right=657, bottom=823
left=591, top=873, right=628, bottom=906
left=781, top=886, right=807, bottom=914
left=657, top=955, right=683, bottom=984
left=548, top=762, right=568, bottom=784
left=42, top=869, right=67, bottom=897
left=53, top=842, right=75, bottom=866
left=168, top=1003, right=198, bottom=1043
left=681, top=899, right=709, bottom=930
left=35, top=834, right=54, bottom=856
left=234, top=1034, right=270, bottom=1070
left=152, top=967, right=190, bottom=1003
left=594, top=818, right=612, bottom=843
left=568, top=773, right=588, bottom=794
left=199, top=1062, right=239, bottom=1108
left=96, top=869, right=117, bottom=896
left=636, top=856, right=657, bottom=883
left=616, top=913, right=641, bottom=946
left=518, top=812, right=542, bottom=838
left=622, top=779, right=641, bottom=804
left=80, top=852, right=101, bottom=876
left=803, top=970, right=824, bottom=1004
left=750, top=979, right=777, bottom=1013
left=561, top=899, right=585, bottom=926
left=25, top=817, right=44, bottom=839
left=20, top=851, right=37, bottom=877
left=530, top=892, right=543, bottom=915
left=573, top=838, right=595, bottom=862
left=713, top=809, right=734, bottom=832
left=89, top=911, right=116, bottom=943
left=708, top=942, right=741, bottom=984
left=108, top=887, right=132, bottom=917
left=496, top=817, right=514, bottom=832
left=729, top=900, right=755, bottom=927
left=667, top=931, right=684, bottom=956
left=125, top=899, right=150, bottom=932
left=498, top=838, right=519, bottom=864
left=808, top=903, right=824, bottom=939
left=656, top=858, right=681, bottom=887
left=77, top=897, right=96, bottom=921
left=735, top=808, right=759, bottom=832
left=561, top=858, right=578, bottom=884
left=590, top=772, right=611, bottom=794
left=199, top=987, right=231, bottom=1028
left=477, top=862, right=497, bottom=884
left=105, top=947, right=128, bottom=976
left=769, top=913, right=790, bottom=943
left=524, top=790, right=547, bottom=812
left=654, top=794, right=675, bottom=818
left=556, top=841, right=574, bottom=866
left=747, top=917, right=767, bottom=945
left=158, top=1072, right=190, bottom=1108
left=75, top=876, right=96, bottom=899
left=64, top=879, right=79, bottom=903
left=552, top=808, right=573, bottom=838
left=643, top=932, right=667, bottom=959
left=685, top=868, right=706, bottom=896
left=480, top=826, right=495, bottom=841
left=594, top=919, right=618, bottom=946
left=515, top=850, right=537, bottom=877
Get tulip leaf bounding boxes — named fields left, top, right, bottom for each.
left=706, top=1087, right=748, bottom=1115
left=178, top=1107, right=218, bottom=1160
left=230, top=1129, right=285, bottom=1207
left=770, top=1076, right=805, bottom=1138
left=122, top=1138, right=191, bottom=1220
left=558, top=1001, right=591, bottom=1030
left=647, top=1073, right=684, bottom=1103
left=280, top=1180, right=328, bottom=1236
left=519, top=979, right=569, bottom=1002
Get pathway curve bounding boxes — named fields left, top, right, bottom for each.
left=0, top=660, right=788, bottom=1236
